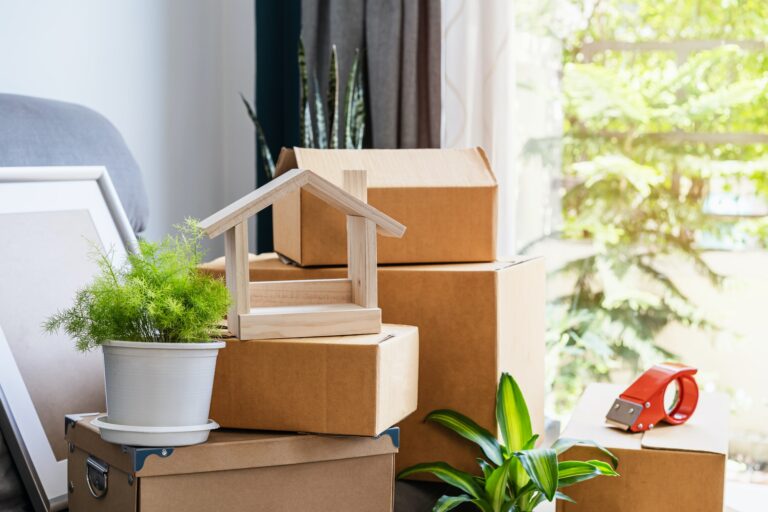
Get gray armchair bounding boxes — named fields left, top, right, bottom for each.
left=0, top=93, right=150, bottom=511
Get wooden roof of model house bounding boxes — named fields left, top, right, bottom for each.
left=198, top=168, right=406, bottom=239
left=199, top=168, right=406, bottom=341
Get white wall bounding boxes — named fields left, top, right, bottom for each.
left=0, top=0, right=256, bottom=255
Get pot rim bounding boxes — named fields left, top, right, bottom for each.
left=102, top=339, right=226, bottom=350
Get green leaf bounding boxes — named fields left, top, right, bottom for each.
left=327, top=45, right=339, bottom=149
left=297, top=38, right=311, bottom=147
left=398, top=462, right=483, bottom=499
left=239, top=93, right=275, bottom=180
left=343, top=49, right=366, bottom=148
left=312, top=74, right=328, bottom=149
left=514, top=449, right=559, bottom=502
left=496, top=373, right=533, bottom=454
left=551, top=438, right=619, bottom=469
left=477, top=458, right=494, bottom=479
left=427, top=410, right=503, bottom=465
left=433, top=495, right=473, bottom=512
left=557, top=460, right=618, bottom=488
left=484, top=460, right=512, bottom=511
left=555, top=491, right=576, bottom=504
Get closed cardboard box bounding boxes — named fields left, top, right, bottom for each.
left=272, top=147, right=497, bottom=266
left=200, top=253, right=545, bottom=477
left=556, top=383, right=728, bottom=512
left=65, top=414, right=399, bottom=512
left=211, top=324, right=419, bottom=437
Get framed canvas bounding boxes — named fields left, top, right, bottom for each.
left=0, top=167, right=137, bottom=511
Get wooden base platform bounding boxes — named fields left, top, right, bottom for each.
left=239, top=303, right=382, bottom=340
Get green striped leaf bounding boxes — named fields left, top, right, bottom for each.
left=484, top=459, right=512, bottom=511
left=327, top=45, right=339, bottom=149
left=433, top=494, right=473, bottom=512
left=298, top=39, right=312, bottom=147
left=556, top=491, right=576, bottom=504
left=557, top=460, right=617, bottom=488
left=312, top=74, right=328, bottom=148
left=551, top=438, right=619, bottom=468
left=427, top=410, right=503, bottom=465
left=477, top=458, right=494, bottom=479
left=514, top=448, right=559, bottom=501
left=238, top=93, right=275, bottom=180
left=397, top=462, right=483, bottom=499
left=496, top=373, right=532, bottom=454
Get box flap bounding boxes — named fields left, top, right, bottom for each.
left=247, top=323, right=414, bottom=347
left=561, top=383, right=728, bottom=455
left=199, top=253, right=540, bottom=278
left=641, top=390, right=728, bottom=455
left=275, top=147, right=497, bottom=188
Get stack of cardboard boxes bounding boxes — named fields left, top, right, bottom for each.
left=66, top=147, right=546, bottom=511
left=205, top=147, right=546, bottom=480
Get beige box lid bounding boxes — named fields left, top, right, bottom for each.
left=561, top=383, right=728, bottom=455
left=65, top=415, right=399, bottom=478
left=276, top=147, right=497, bottom=188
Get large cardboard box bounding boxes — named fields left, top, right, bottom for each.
left=200, top=253, right=545, bottom=477
left=211, top=324, right=419, bottom=436
left=556, top=383, right=728, bottom=512
left=65, top=414, right=399, bottom=512
left=272, top=147, right=497, bottom=266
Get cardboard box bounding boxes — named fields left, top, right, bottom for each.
left=200, top=253, right=545, bottom=477
left=211, top=324, right=419, bottom=436
left=556, top=383, right=728, bottom=512
left=65, top=414, right=399, bottom=512
left=273, top=147, right=497, bottom=266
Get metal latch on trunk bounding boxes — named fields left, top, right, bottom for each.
left=86, top=455, right=109, bottom=499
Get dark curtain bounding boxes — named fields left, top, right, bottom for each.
left=301, top=0, right=441, bottom=149
left=254, top=0, right=301, bottom=253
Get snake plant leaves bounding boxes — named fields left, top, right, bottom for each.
left=432, top=495, right=474, bottom=512
left=427, top=410, right=503, bottom=465
left=551, top=437, right=618, bottom=469
left=513, top=448, right=559, bottom=502
left=312, top=73, right=328, bottom=149
left=343, top=49, right=365, bottom=149
left=557, top=460, right=619, bottom=488
left=327, top=45, right=339, bottom=149
left=298, top=38, right=311, bottom=147
left=397, top=462, right=483, bottom=499
left=496, top=373, right=533, bottom=454
left=239, top=93, right=275, bottom=180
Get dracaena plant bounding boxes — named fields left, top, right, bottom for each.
left=398, top=373, right=619, bottom=511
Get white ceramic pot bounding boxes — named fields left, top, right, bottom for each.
left=98, top=340, right=225, bottom=446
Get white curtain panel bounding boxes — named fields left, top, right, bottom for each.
left=441, top=0, right=563, bottom=255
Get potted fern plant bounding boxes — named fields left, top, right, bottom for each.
left=399, top=373, right=619, bottom=511
left=45, top=219, right=230, bottom=446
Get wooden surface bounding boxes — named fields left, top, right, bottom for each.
left=239, top=304, right=381, bottom=340
left=224, top=222, right=249, bottom=337
left=199, top=168, right=405, bottom=239
left=249, top=278, right=352, bottom=307
left=344, top=170, right=378, bottom=308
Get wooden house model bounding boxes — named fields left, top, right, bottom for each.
left=199, top=168, right=406, bottom=340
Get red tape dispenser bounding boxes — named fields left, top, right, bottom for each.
left=605, top=363, right=699, bottom=432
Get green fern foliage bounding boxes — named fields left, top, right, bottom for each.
left=44, top=219, right=230, bottom=350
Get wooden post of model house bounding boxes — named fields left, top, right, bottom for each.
left=344, top=170, right=377, bottom=308
left=224, top=221, right=249, bottom=336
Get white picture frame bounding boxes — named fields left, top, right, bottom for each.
left=0, top=166, right=137, bottom=511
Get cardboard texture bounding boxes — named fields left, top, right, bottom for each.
left=200, top=253, right=545, bottom=478
left=272, top=147, right=498, bottom=266
left=211, top=324, right=419, bottom=436
left=65, top=415, right=398, bottom=512
left=556, top=383, right=728, bottom=512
